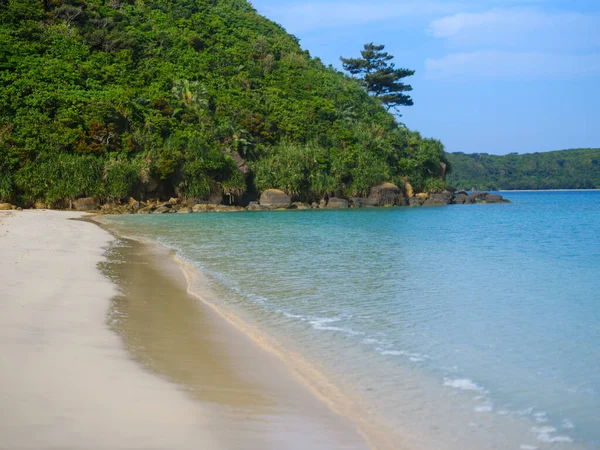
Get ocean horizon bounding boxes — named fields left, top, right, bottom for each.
left=108, top=191, right=600, bottom=449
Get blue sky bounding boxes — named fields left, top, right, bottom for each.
left=251, top=0, right=599, bottom=155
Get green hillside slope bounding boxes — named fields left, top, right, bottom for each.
left=446, top=149, right=600, bottom=190
left=0, top=0, right=448, bottom=207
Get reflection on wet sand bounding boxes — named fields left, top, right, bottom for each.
left=101, top=237, right=369, bottom=450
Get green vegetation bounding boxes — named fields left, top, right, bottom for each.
left=341, top=43, right=414, bottom=112
left=446, top=149, right=600, bottom=190
left=0, top=0, right=448, bottom=207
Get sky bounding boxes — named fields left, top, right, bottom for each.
left=251, top=0, right=599, bottom=155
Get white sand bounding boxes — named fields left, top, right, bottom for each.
left=0, top=211, right=219, bottom=450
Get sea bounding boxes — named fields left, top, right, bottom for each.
left=107, top=191, right=600, bottom=450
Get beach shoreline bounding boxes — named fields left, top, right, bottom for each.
left=0, top=210, right=371, bottom=450
left=93, top=214, right=392, bottom=449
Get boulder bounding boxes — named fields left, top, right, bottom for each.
left=168, top=197, right=179, bottom=205
left=404, top=182, right=414, bottom=198
left=311, top=202, right=319, bottom=209
left=458, top=189, right=468, bottom=195
left=368, top=182, right=406, bottom=206
left=0, top=203, right=15, bottom=210
left=408, top=197, right=422, bottom=207
left=153, top=206, right=171, bottom=214
left=74, top=197, right=97, bottom=211
left=127, top=197, right=140, bottom=212
left=215, top=205, right=242, bottom=212
left=259, top=189, right=291, bottom=209
left=208, top=186, right=223, bottom=205
left=453, top=193, right=470, bottom=205
left=291, top=202, right=311, bottom=210
left=467, top=194, right=481, bottom=203
left=484, top=194, right=510, bottom=203
left=348, top=197, right=365, bottom=208
left=416, top=193, right=429, bottom=202
left=34, top=202, right=47, bottom=210
left=423, top=192, right=452, bottom=206
left=246, top=202, right=268, bottom=211
left=192, top=203, right=217, bottom=212
left=326, top=197, right=349, bottom=209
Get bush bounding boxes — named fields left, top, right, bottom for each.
left=0, top=172, right=13, bottom=202
left=15, top=154, right=103, bottom=206
left=103, top=158, right=143, bottom=200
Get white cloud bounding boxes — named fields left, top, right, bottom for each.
left=425, top=51, right=600, bottom=80
left=427, top=9, right=600, bottom=51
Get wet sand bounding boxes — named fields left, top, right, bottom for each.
left=0, top=210, right=369, bottom=449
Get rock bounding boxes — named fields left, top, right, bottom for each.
left=74, top=197, right=98, bottom=211
left=34, top=202, right=47, bottom=210
left=311, top=202, right=319, bottom=209
left=408, top=197, right=422, bottom=207
left=246, top=201, right=267, bottom=211
left=16, top=207, right=22, bottom=211
left=0, top=203, right=16, bottom=210
left=423, top=192, right=452, bottom=206
left=326, top=198, right=349, bottom=209
left=192, top=203, right=220, bottom=212
left=319, top=198, right=327, bottom=208
left=208, top=186, right=223, bottom=205
left=484, top=194, right=510, bottom=203
left=440, top=162, right=448, bottom=178
left=153, top=206, right=171, bottom=214
left=168, top=197, right=179, bottom=205
left=127, top=197, right=140, bottom=212
left=404, top=182, right=414, bottom=198
left=192, top=204, right=209, bottom=212
left=177, top=208, right=192, bottom=213
left=259, top=189, right=291, bottom=209
left=453, top=193, right=470, bottom=205
left=458, top=189, right=468, bottom=195
left=348, top=197, right=365, bottom=208
left=466, top=194, right=480, bottom=203
left=416, top=193, right=429, bottom=202
left=291, top=202, right=310, bottom=210
left=215, top=205, right=241, bottom=212
left=368, top=182, right=406, bottom=206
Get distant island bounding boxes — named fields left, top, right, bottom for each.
left=446, top=148, right=600, bottom=191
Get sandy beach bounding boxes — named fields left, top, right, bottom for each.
left=0, top=210, right=369, bottom=450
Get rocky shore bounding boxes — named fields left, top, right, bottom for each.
left=0, top=182, right=509, bottom=215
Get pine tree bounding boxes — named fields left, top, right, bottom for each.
left=341, top=43, right=415, bottom=113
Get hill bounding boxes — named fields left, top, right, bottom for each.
left=446, top=149, right=600, bottom=191
left=0, top=0, right=448, bottom=207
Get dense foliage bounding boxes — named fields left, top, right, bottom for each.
left=0, top=0, right=448, bottom=206
left=446, top=149, right=600, bottom=190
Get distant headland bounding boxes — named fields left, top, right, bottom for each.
left=446, top=148, right=600, bottom=191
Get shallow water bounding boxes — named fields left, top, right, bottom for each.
left=108, top=191, right=600, bottom=449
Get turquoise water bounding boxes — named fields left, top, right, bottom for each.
left=109, top=192, right=600, bottom=449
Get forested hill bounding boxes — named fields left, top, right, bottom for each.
left=0, top=0, right=448, bottom=207
left=446, top=149, right=600, bottom=191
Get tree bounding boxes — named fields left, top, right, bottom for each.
left=341, top=43, right=414, bottom=113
